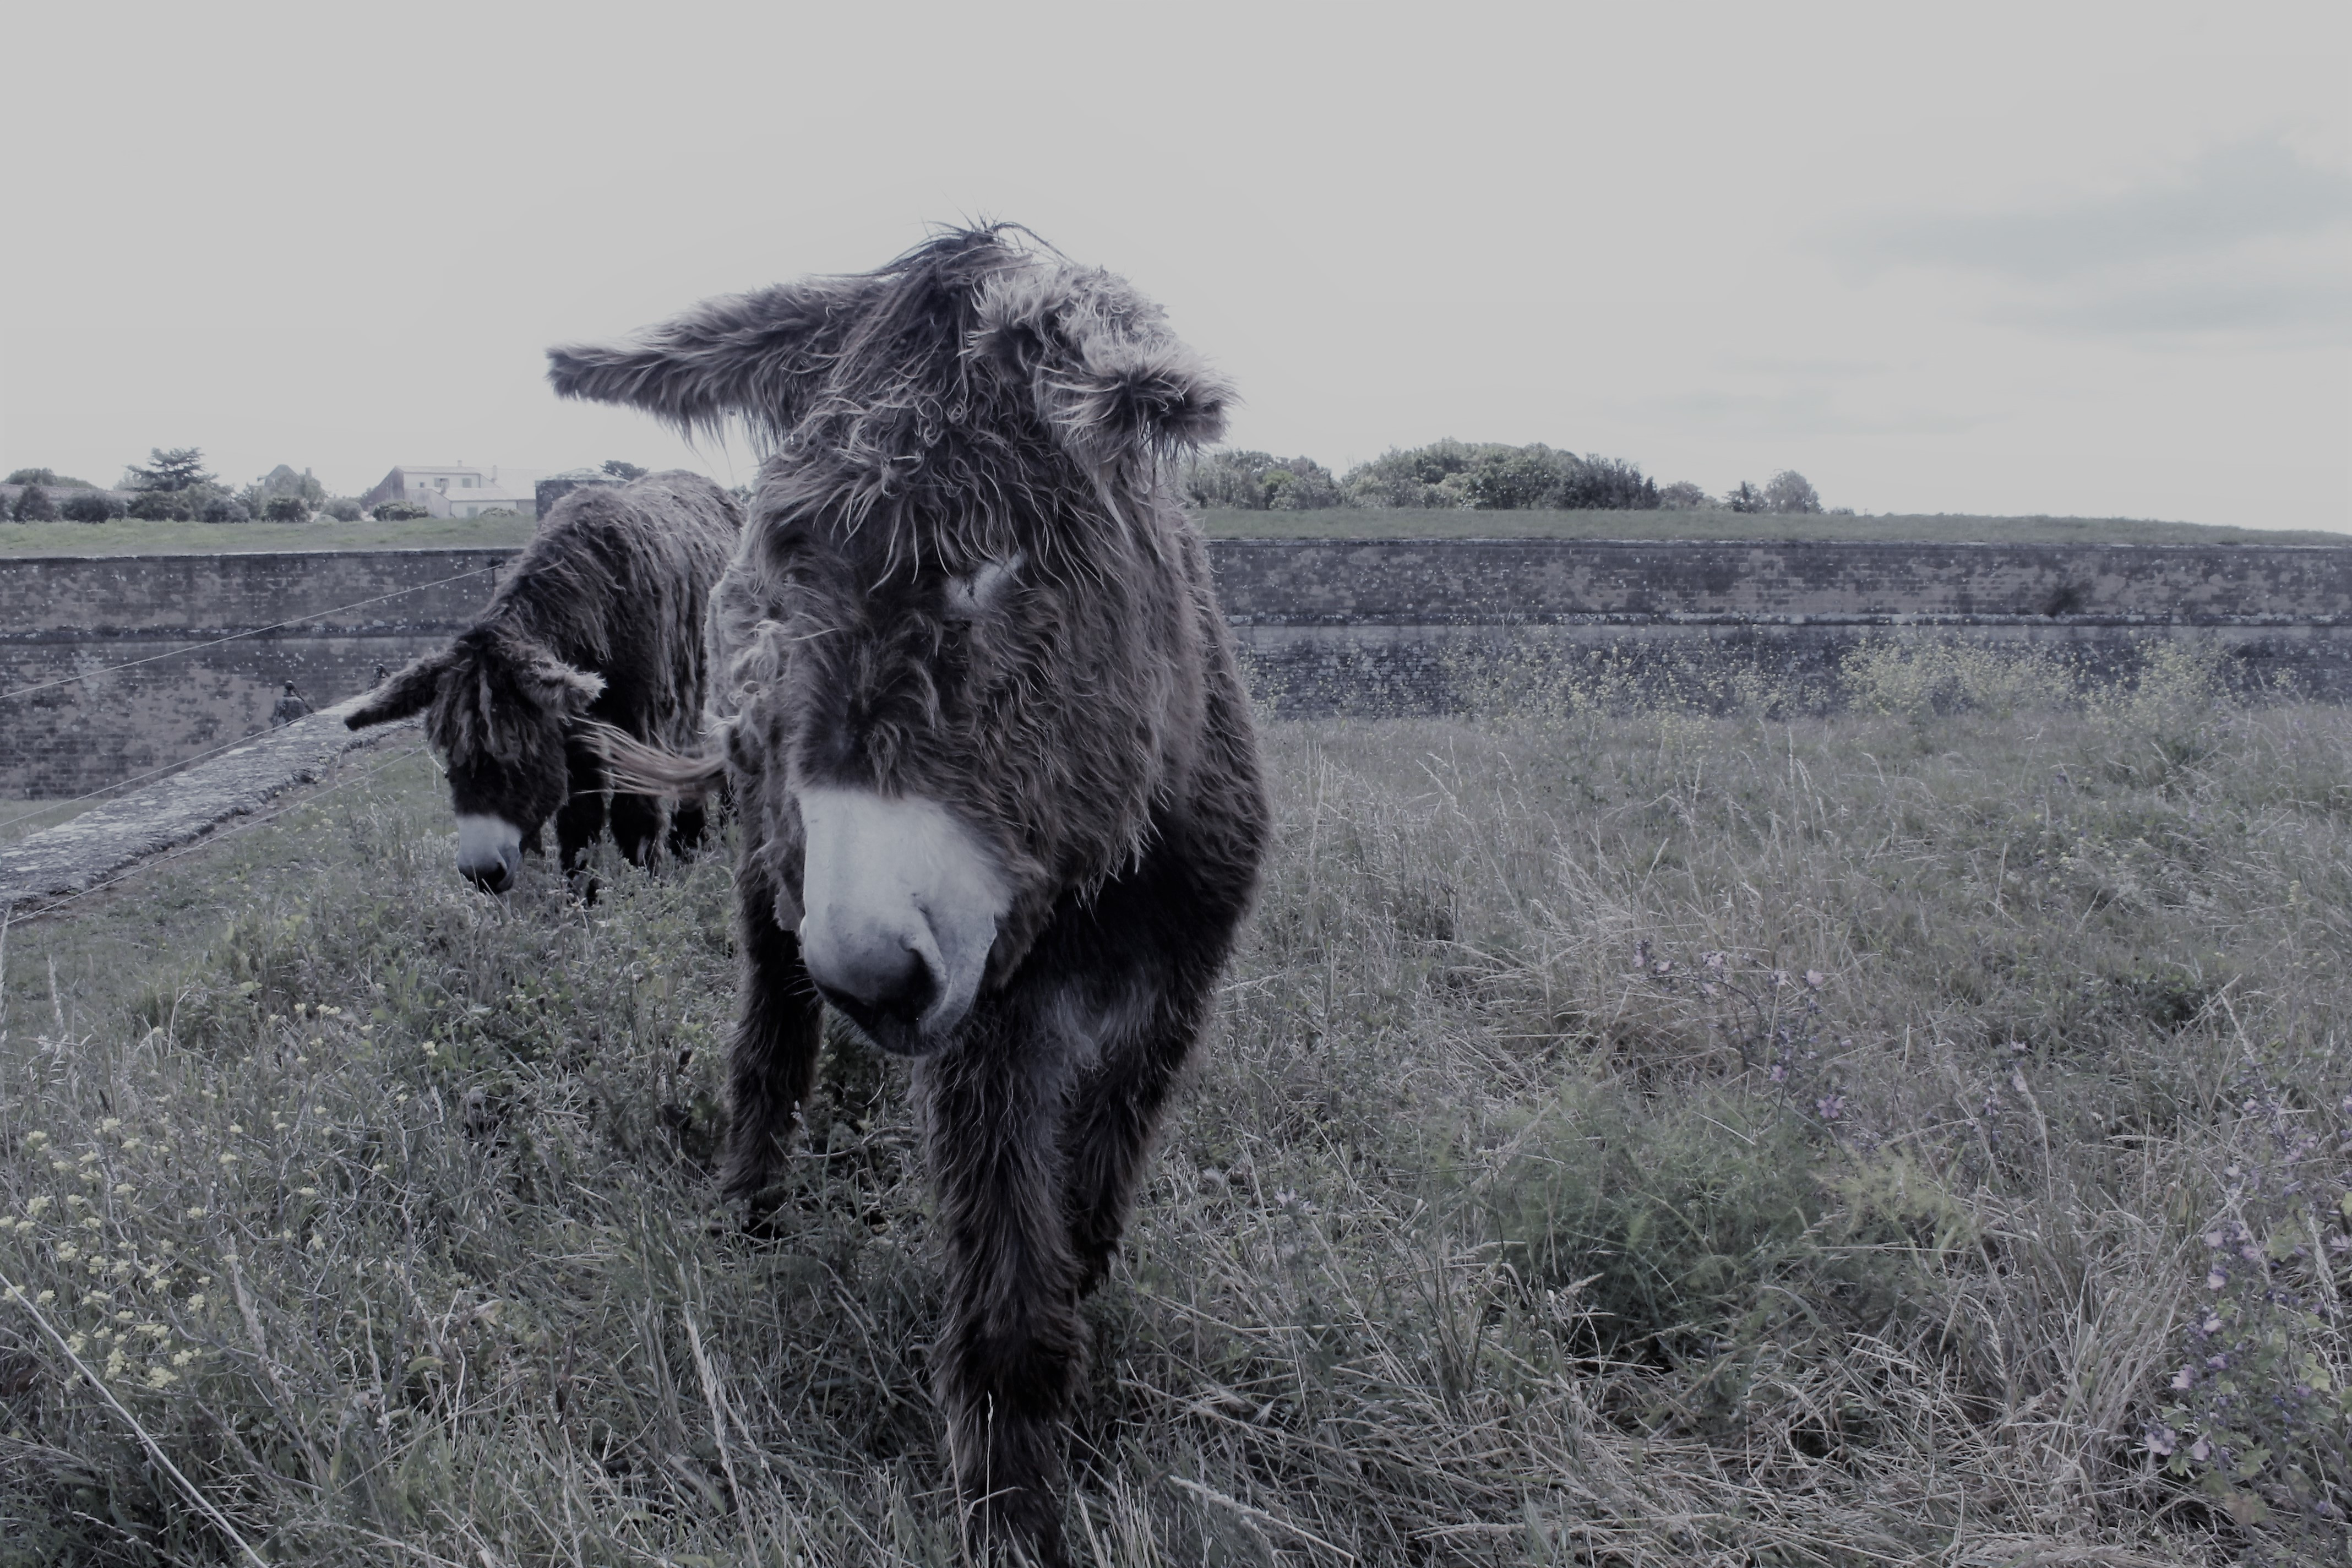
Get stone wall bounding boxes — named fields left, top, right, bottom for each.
left=1217, top=539, right=2352, bottom=717
left=1, top=551, right=515, bottom=798
left=5, top=538, right=2350, bottom=796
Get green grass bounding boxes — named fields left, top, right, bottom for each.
left=1194, top=507, right=2352, bottom=545
left=2, top=656, right=2348, bottom=1564
left=10, top=508, right=2345, bottom=557
left=0, top=514, right=539, bottom=557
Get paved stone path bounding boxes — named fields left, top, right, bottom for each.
left=0, top=696, right=418, bottom=912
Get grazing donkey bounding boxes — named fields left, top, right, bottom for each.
left=550, top=227, right=1270, bottom=1562
left=346, top=471, right=738, bottom=892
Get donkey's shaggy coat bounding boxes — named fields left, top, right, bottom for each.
left=550, top=228, right=1268, bottom=1561
left=347, top=472, right=739, bottom=890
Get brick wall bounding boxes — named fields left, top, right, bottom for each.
left=6, top=539, right=2350, bottom=796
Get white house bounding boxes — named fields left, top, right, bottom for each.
left=359, top=465, right=540, bottom=519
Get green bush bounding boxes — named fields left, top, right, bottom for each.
left=262, top=495, right=311, bottom=522
left=9, top=484, right=58, bottom=521
left=5, top=467, right=95, bottom=488
left=1341, top=440, right=1660, bottom=510
left=323, top=499, right=363, bottom=522
left=1766, top=470, right=1823, bottom=514
left=1466, top=1084, right=1839, bottom=1361
left=1180, top=449, right=1343, bottom=510
left=58, top=489, right=126, bottom=523
left=371, top=501, right=429, bottom=521
left=126, top=489, right=190, bottom=521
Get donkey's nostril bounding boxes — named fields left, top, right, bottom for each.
left=825, top=941, right=935, bottom=1017
left=813, top=944, right=941, bottom=1056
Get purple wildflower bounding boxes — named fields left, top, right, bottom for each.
left=2170, top=1366, right=2197, bottom=1391
left=2146, top=1424, right=2177, bottom=1457
left=1815, top=1094, right=1845, bottom=1122
left=2207, top=1266, right=2229, bottom=1291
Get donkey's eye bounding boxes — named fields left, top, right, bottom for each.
left=943, top=552, right=1025, bottom=619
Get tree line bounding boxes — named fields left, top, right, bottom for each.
left=1179, top=441, right=1831, bottom=515
left=4, top=450, right=361, bottom=524
left=10, top=443, right=1836, bottom=525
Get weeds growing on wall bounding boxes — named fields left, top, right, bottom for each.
left=1, top=661, right=2349, bottom=1563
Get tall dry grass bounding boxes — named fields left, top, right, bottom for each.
left=0, top=643, right=2346, bottom=1565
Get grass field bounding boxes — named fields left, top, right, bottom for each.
left=4, top=508, right=2344, bottom=557
left=1, top=648, right=2346, bottom=1564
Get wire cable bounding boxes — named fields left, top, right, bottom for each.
left=1, top=743, right=432, bottom=919
left=0, top=563, right=499, bottom=704
left=0, top=718, right=407, bottom=839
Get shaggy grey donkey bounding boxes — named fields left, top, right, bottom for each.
left=551, top=226, right=1270, bottom=1563
left=346, top=471, right=738, bottom=892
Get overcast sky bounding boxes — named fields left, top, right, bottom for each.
left=4, top=1, right=2345, bottom=527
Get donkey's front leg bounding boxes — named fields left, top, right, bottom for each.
left=919, top=1024, right=1081, bottom=1567
left=722, top=863, right=823, bottom=1205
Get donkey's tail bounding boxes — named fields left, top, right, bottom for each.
left=581, top=721, right=727, bottom=801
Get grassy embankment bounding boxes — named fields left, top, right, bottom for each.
left=0, top=514, right=540, bottom=557
left=1, top=645, right=2346, bottom=1564
left=3, top=508, right=2344, bottom=556
left=1191, top=508, right=2352, bottom=545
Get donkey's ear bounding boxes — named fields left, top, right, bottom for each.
left=547, top=277, right=880, bottom=442
left=345, top=651, right=450, bottom=729
left=524, top=652, right=606, bottom=718
left=973, top=264, right=1233, bottom=467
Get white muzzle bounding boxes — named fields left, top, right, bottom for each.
left=794, top=786, right=1009, bottom=1055
left=455, top=813, right=524, bottom=894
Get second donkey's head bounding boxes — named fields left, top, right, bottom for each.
left=347, top=626, right=604, bottom=892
